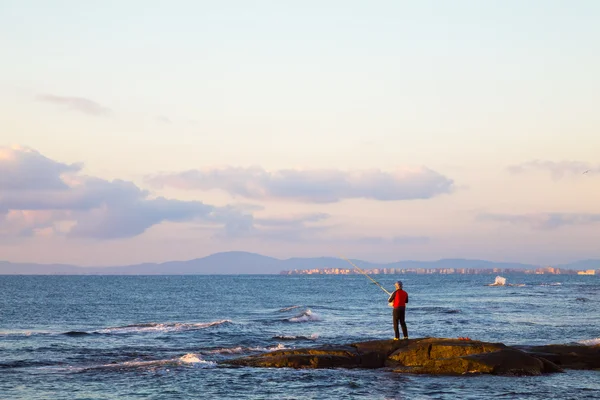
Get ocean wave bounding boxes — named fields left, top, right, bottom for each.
left=206, top=343, right=287, bottom=355
left=279, top=305, right=302, bottom=312
left=63, top=331, right=91, bottom=337
left=272, top=333, right=319, bottom=341
left=413, top=307, right=461, bottom=314
left=0, top=330, right=43, bottom=337
left=578, top=338, right=600, bottom=346
left=1, top=360, right=59, bottom=369
left=286, top=309, right=321, bottom=323
left=80, top=353, right=216, bottom=372
left=485, top=277, right=528, bottom=287
left=96, top=320, right=232, bottom=334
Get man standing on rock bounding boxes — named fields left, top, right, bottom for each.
left=387, top=281, right=409, bottom=340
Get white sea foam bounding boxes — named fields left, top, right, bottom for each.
left=179, top=353, right=206, bottom=364
left=487, top=276, right=506, bottom=286
left=578, top=338, right=600, bottom=346
left=97, top=320, right=232, bottom=334
left=288, top=309, right=321, bottom=323
left=208, top=343, right=287, bottom=355
left=262, top=343, right=286, bottom=352
left=273, top=333, right=319, bottom=340
left=0, top=330, right=34, bottom=336
left=84, top=353, right=216, bottom=371
left=207, top=346, right=245, bottom=354
left=279, top=305, right=302, bottom=312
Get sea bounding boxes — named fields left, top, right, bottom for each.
left=1, top=273, right=599, bottom=399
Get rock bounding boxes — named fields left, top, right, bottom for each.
left=224, top=345, right=359, bottom=369
left=516, top=344, right=600, bottom=370
left=221, top=337, right=576, bottom=376
left=385, top=338, right=562, bottom=376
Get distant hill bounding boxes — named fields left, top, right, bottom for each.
left=556, top=259, right=600, bottom=270
left=0, top=252, right=597, bottom=275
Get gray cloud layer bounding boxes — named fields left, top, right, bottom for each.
left=37, top=94, right=111, bottom=116
left=0, top=146, right=81, bottom=191
left=0, top=146, right=247, bottom=239
left=508, top=160, right=599, bottom=179
left=0, top=146, right=339, bottom=240
left=147, top=166, right=454, bottom=203
left=478, top=212, right=600, bottom=230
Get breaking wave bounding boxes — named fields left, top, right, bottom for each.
left=206, top=343, right=286, bottom=355
left=578, top=338, right=600, bottom=346
left=79, top=353, right=216, bottom=372
left=286, top=309, right=321, bottom=323
left=279, top=305, right=302, bottom=312
left=96, top=320, right=232, bottom=334
left=487, top=276, right=506, bottom=286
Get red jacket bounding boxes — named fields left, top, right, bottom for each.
left=388, top=289, right=408, bottom=308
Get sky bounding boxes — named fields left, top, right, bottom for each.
left=1, top=0, right=599, bottom=267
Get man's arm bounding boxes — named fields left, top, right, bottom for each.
left=387, top=291, right=396, bottom=303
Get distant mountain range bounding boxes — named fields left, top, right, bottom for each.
left=0, top=251, right=598, bottom=275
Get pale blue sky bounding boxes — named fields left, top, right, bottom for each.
left=1, top=1, right=599, bottom=266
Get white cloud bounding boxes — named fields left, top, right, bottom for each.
left=0, top=146, right=254, bottom=239
left=0, top=210, right=69, bottom=238
left=37, top=94, right=111, bottom=116
left=209, top=211, right=331, bottom=241
left=0, top=145, right=81, bottom=190
left=477, top=212, right=600, bottom=230
left=147, top=166, right=454, bottom=203
left=0, top=146, right=355, bottom=242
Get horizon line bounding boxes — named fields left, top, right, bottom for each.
left=1, top=250, right=598, bottom=269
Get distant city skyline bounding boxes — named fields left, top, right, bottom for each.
left=282, top=267, right=599, bottom=276
left=1, top=1, right=599, bottom=269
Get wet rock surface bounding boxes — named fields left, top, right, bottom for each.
left=222, top=337, right=599, bottom=376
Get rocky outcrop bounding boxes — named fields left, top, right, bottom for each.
left=386, top=338, right=562, bottom=376
left=515, top=343, right=600, bottom=370
left=222, top=337, right=599, bottom=376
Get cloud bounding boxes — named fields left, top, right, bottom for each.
left=508, top=160, right=599, bottom=179
left=254, top=213, right=330, bottom=227
left=0, top=210, right=69, bottom=238
left=477, top=212, right=600, bottom=230
left=0, top=146, right=440, bottom=245
left=68, top=197, right=217, bottom=239
left=0, top=146, right=343, bottom=242
left=0, top=146, right=255, bottom=239
left=0, top=145, right=81, bottom=190
left=210, top=212, right=332, bottom=241
left=37, top=94, right=111, bottom=116
left=147, top=166, right=454, bottom=203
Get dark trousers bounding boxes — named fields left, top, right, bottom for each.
left=393, top=307, right=408, bottom=339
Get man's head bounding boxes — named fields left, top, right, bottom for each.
left=395, top=281, right=403, bottom=289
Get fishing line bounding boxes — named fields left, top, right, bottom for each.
left=339, top=255, right=391, bottom=296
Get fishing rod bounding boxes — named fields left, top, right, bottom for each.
left=339, top=255, right=391, bottom=296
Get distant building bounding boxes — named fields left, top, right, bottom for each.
left=577, top=270, right=596, bottom=275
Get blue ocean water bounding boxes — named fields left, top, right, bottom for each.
left=1, top=273, right=599, bottom=399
